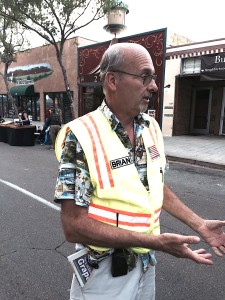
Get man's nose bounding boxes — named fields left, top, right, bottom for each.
left=147, top=80, right=158, bottom=93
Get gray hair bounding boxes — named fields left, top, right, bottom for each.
left=99, top=46, right=125, bottom=83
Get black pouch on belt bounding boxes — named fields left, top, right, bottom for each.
left=111, top=249, right=128, bottom=277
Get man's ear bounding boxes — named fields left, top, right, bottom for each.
left=105, top=72, right=117, bottom=91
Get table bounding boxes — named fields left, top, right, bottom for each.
left=0, top=124, right=8, bottom=142
left=0, top=124, right=36, bottom=146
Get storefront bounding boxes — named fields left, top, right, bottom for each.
left=164, top=39, right=225, bottom=136
left=0, top=36, right=92, bottom=123
left=0, top=30, right=168, bottom=125
left=78, top=28, right=167, bottom=127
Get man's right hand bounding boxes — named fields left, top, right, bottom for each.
left=155, top=233, right=213, bottom=265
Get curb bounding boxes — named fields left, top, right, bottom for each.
left=167, top=155, right=225, bottom=171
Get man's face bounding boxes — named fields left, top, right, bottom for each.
left=113, top=49, right=158, bottom=118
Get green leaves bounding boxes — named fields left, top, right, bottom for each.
left=0, top=0, right=119, bottom=113
left=0, top=0, right=119, bottom=44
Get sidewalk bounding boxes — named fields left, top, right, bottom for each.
left=164, top=135, right=225, bottom=170
left=4, top=118, right=225, bottom=170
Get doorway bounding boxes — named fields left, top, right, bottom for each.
left=220, top=88, right=225, bottom=135
left=81, top=86, right=104, bottom=116
left=190, top=88, right=212, bottom=134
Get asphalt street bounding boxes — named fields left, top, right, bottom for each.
left=158, top=162, right=225, bottom=300
left=0, top=143, right=75, bottom=300
left=0, top=142, right=225, bottom=300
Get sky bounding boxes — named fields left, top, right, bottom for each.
left=30, top=0, right=225, bottom=47
left=75, top=0, right=225, bottom=44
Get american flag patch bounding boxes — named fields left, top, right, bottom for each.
left=148, top=145, right=160, bottom=160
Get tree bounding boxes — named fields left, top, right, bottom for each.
left=0, top=6, right=29, bottom=116
left=0, top=0, right=117, bottom=119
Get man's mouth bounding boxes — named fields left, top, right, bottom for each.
left=143, top=96, right=150, bottom=102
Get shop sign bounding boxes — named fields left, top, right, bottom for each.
left=201, top=53, right=225, bottom=80
left=16, top=79, right=34, bottom=85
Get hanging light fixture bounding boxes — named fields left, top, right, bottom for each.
left=103, top=1, right=129, bottom=37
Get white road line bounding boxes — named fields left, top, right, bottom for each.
left=0, top=178, right=61, bottom=211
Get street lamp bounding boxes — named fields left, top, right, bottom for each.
left=103, top=1, right=129, bottom=37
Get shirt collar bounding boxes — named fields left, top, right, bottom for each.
left=98, top=100, right=150, bottom=131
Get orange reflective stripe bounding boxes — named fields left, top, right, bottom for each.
left=79, top=115, right=114, bottom=189
left=80, top=118, right=104, bottom=189
left=90, top=203, right=151, bottom=217
left=87, top=114, right=114, bottom=187
left=148, top=127, right=156, bottom=145
left=151, top=119, right=159, bottom=144
left=154, top=208, right=161, bottom=223
left=89, top=203, right=155, bottom=227
left=88, top=213, right=117, bottom=225
left=118, top=220, right=150, bottom=227
left=148, top=118, right=159, bottom=147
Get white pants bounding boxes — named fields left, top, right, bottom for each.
left=70, top=255, right=155, bottom=300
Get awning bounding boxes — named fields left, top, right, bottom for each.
left=10, top=85, right=34, bottom=97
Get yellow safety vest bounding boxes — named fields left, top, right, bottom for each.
left=56, top=110, right=166, bottom=254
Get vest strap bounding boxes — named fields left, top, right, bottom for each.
left=78, top=114, right=115, bottom=189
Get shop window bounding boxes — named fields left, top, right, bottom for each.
left=16, top=95, right=40, bottom=121
left=181, top=57, right=201, bottom=74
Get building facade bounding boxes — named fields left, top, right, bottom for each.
left=0, top=29, right=167, bottom=128
left=163, top=38, right=225, bottom=136
left=3, top=30, right=224, bottom=137
left=0, top=37, right=94, bottom=123
left=78, top=29, right=167, bottom=127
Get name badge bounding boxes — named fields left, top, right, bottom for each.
left=110, top=156, right=133, bottom=169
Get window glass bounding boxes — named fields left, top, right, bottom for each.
left=181, top=57, right=201, bottom=74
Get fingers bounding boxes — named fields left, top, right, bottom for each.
left=192, top=248, right=213, bottom=265
left=194, top=248, right=208, bottom=254
left=212, top=245, right=225, bottom=257
left=219, top=245, right=225, bottom=254
left=182, top=235, right=200, bottom=245
left=194, top=248, right=212, bottom=259
left=181, top=239, right=213, bottom=264
left=161, top=233, right=216, bottom=264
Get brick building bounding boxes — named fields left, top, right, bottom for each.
left=0, top=36, right=94, bottom=123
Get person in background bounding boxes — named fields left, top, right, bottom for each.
left=46, top=107, right=61, bottom=150
left=18, top=106, right=30, bottom=125
left=54, top=43, right=225, bottom=300
left=0, top=115, right=5, bottom=123
left=45, top=105, right=54, bottom=121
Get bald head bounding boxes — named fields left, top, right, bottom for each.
left=100, top=43, right=153, bottom=85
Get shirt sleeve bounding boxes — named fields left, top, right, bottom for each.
left=54, top=130, right=93, bottom=207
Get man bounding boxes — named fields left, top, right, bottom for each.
left=46, top=107, right=61, bottom=150
left=54, top=43, right=225, bottom=300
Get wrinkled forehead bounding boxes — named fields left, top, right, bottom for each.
left=124, top=47, right=154, bottom=71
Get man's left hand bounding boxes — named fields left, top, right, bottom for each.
left=198, top=220, right=225, bottom=256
